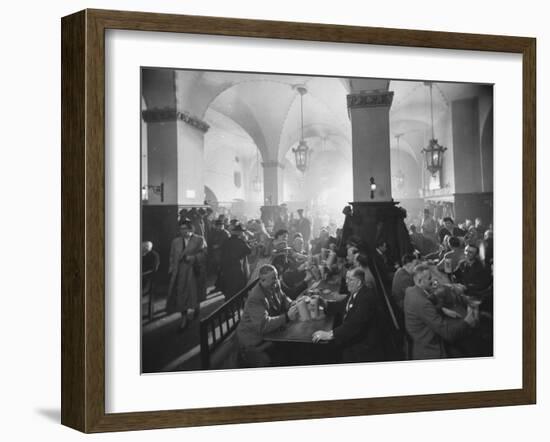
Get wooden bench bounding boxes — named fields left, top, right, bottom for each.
left=199, top=278, right=259, bottom=370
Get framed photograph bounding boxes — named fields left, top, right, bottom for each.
left=61, top=9, right=536, bottom=433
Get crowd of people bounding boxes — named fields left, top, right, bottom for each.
left=234, top=207, right=494, bottom=367
left=142, top=204, right=494, bottom=367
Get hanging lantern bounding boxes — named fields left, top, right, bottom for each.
left=421, top=82, right=447, bottom=177
left=421, top=138, right=447, bottom=176
left=292, top=85, right=310, bottom=173
left=293, top=139, right=309, bottom=173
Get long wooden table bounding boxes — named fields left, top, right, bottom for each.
left=263, top=314, right=334, bottom=343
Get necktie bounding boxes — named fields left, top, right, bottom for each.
left=344, top=292, right=356, bottom=319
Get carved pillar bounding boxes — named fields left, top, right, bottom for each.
left=345, top=89, right=412, bottom=263
left=141, top=107, right=210, bottom=203
left=175, top=111, right=210, bottom=206
left=347, top=90, right=394, bottom=202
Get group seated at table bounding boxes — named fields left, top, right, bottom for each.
left=233, top=224, right=493, bottom=368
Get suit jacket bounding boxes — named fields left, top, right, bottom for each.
left=332, top=285, right=384, bottom=363
left=391, top=267, right=414, bottom=312
left=237, top=283, right=291, bottom=349
left=404, top=285, right=470, bottom=360
left=454, top=258, right=491, bottom=294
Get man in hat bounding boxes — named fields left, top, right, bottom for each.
left=208, top=218, right=230, bottom=290
left=166, top=220, right=207, bottom=331
left=218, top=223, right=252, bottom=298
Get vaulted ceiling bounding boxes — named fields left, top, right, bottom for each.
left=144, top=69, right=491, bottom=172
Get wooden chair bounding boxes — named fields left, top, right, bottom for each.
left=199, top=278, right=258, bottom=370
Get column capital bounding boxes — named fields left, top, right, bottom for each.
left=347, top=90, right=394, bottom=109
left=261, top=160, right=285, bottom=169
left=141, top=107, right=210, bottom=133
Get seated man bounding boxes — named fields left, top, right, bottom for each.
left=311, top=267, right=385, bottom=363
left=272, top=229, right=289, bottom=253
left=453, top=244, right=492, bottom=295
left=436, top=236, right=464, bottom=274
left=391, top=253, right=418, bottom=313
left=404, top=264, right=477, bottom=360
left=236, top=264, right=299, bottom=367
left=438, top=217, right=465, bottom=244
left=141, top=241, right=160, bottom=313
left=310, top=228, right=333, bottom=255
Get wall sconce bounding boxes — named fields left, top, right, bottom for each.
left=142, top=182, right=164, bottom=202
left=370, top=177, right=376, bottom=199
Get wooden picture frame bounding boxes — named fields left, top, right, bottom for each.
left=61, top=8, right=536, bottom=433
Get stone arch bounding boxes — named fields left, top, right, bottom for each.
left=204, top=185, right=218, bottom=206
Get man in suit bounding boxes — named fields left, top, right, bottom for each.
left=454, top=244, right=491, bottom=295
left=404, top=264, right=477, bottom=360
left=237, top=265, right=299, bottom=367
left=166, top=220, right=207, bottom=331
left=312, top=267, right=384, bottom=363
left=391, top=253, right=418, bottom=315
left=436, top=236, right=464, bottom=275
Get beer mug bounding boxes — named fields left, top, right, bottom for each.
left=308, top=296, right=319, bottom=319
left=444, top=258, right=452, bottom=274
left=296, top=297, right=311, bottom=322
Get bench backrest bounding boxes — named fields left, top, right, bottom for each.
left=199, top=278, right=259, bottom=369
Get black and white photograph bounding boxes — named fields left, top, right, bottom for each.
left=140, top=68, right=494, bottom=373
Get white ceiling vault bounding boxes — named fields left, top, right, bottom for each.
left=171, top=69, right=491, bottom=170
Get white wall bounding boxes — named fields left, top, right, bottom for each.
left=0, top=0, right=547, bottom=441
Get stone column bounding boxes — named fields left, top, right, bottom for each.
left=348, top=90, right=394, bottom=202
left=141, top=69, right=214, bottom=287
left=175, top=111, right=210, bottom=206
left=260, top=160, right=285, bottom=228
left=262, top=160, right=285, bottom=205
left=452, top=97, right=493, bottom=224
left=344, top=89, right=412, bottom=264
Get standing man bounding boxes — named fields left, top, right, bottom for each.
left=421, top=208, right=438, bottom=251
left=166, top=220, right=207, bottom=331
left=404, top=264, right=477, bottom=359
left=237, top=265, right=299, bottom=367
left=208, top=219, right=230, bottom=291
left=218, top=223, right=252, bottom=299
left=296, top=209, right=311, bottom=252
